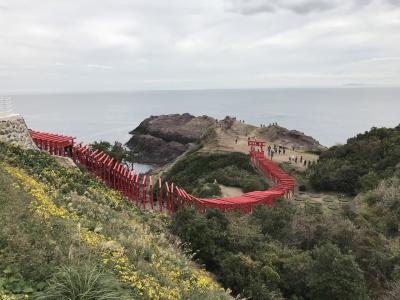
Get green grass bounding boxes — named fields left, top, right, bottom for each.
left=162, top=151, right=268, bottom=198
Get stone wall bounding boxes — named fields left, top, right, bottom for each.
left=0, top=114, right=37, bottom=150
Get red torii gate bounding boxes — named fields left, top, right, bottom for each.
left=29, top=129, right=75, bottom=157
left=248, top=139, right=266, bottom=152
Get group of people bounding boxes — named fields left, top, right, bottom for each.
left=260, top=122, right=278, bottom=128
left=289, top=155, right=315, bottom=167
left=267, top=144, right=286, bottom=158
left=265, top=144, right=316, bottom=168
left=239, top=131, right=318, bottom=169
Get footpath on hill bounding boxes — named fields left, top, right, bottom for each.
left=201, top=119, right=320, bottom=171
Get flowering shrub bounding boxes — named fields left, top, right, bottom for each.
left=0, top=142, right=230, bottom=299
left=0, top=290, right=16, bottom=300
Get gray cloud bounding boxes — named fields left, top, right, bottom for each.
left=0, top=0, right=399, bottom=93
left=229, top=0, right=376, bottom=15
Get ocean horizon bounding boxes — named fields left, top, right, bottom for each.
left=10, top=87, right=400, bottom=148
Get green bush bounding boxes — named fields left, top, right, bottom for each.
left=34, top=264, right=123, bottom=300
left=170, top=208, right=229, bottom=270
left=197, top=183, right=221, bottom=198
left=298, top=184, right=307, bottom=192
left=250, top=200, right=296, bottom=240
left=307, top=243, right=367, bottom=300
left=360, top=171, right=380, bottom=192
left=164, top=151, right=268, bottom=197
left=310, top=126, right=400, bottom=194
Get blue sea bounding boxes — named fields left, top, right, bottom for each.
left=11, top=88, right=400, bottom=148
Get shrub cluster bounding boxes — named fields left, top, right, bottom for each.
left=171, top=199, right=400, bottom=299
left=310, top=125, right=400, bottom=194
left=163, top=151, right=268, bottom=197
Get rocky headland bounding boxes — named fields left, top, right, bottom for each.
left=126, top=113, right=325, bottom=166
left=126, top=113, right=215, bottom=165
left=258, top=124, right=326, bottom=152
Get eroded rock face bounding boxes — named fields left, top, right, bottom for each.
left=126, top=113, right=215, bottom=165
left=259, top=124, right=325, bottom=151
left=0, top=114, right=37, bottom=150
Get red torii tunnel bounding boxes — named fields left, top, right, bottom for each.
left=29, top=129, right=75, bottom=157
left=29, top=130, right=295, bottom=215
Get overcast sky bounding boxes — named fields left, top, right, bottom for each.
left=1, top=0, right=400, bottom=93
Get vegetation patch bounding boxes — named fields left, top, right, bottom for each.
left=309, top=125, right=400, bottom=195
left=162, top=151, right=268, bottom=198
left=171, top=196, right=400, bottom=299
left=0, top=142, right=229, bottom=299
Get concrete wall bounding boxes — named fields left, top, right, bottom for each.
left=0, top=114, right=37, bottom=150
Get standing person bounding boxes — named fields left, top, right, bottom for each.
left=300, top=156, right=303, bottom=163
left=283, top=147, right=286, bottom=155
left=279, top=149, right=281, bottom=155
left=271, top=150, right=274, bottom=159
left=295, top=156, right=298, bottom=163
left=304, top=160, right=307, bottom=167
left=235, top=137, right=238, bottom=144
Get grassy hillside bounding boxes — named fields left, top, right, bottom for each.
left=310, top=126, right=400, bottom=195
left=0, top=142, right=230, bottom=300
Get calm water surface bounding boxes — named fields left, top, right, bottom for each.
left=11, top=88, right=400, bottom=148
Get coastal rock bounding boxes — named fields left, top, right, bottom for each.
left=259, top=124, right=325, bottom=151
left=0, top=114, right=37, bottom=150
left=126, top=113, right=214, bottom=165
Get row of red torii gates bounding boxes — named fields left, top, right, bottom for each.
left=29, top=130, right=295, bottom=214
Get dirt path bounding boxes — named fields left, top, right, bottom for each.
left=219, top=184, right=243, bottom=198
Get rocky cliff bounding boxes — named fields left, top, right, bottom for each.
left=0, top=114, right=37, bottom=149
left=258, top=125, right=325, bottom=152
left=126, top=113, right=215, bottom=165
